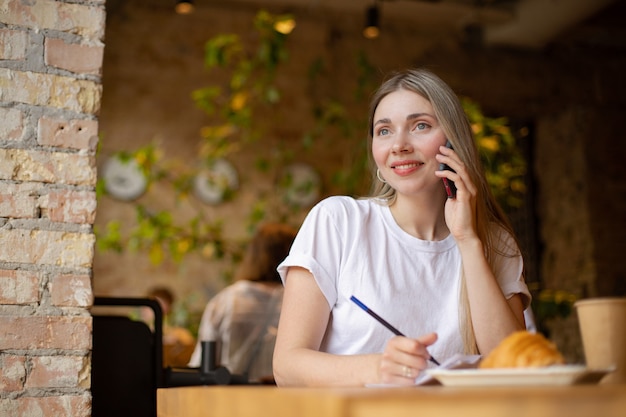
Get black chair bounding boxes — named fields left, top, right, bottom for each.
left=91, top=297, right=164, bottom=417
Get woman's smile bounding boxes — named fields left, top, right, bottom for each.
left=391, top=160, right=423, bottom=176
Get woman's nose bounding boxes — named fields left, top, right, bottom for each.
left=392, top=136, right=412, bottom=153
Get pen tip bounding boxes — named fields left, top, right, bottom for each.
left=350, top=295, right=366, bottom=310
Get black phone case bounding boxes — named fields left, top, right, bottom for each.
left=439, top=141, right=457, bottom=198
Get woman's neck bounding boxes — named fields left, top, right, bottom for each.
left=389, top=194, right=449, bottom=241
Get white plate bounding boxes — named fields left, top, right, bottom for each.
left=427, top=365, right=611, bottom=387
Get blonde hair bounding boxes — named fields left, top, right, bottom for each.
left=234, top=222, right=297, bottom=284
left=367, top=68, right=521, bottom=354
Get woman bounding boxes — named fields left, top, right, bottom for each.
left=188, top=222, right=297, bottom=383
left=273, top=68, right=530, bottom=387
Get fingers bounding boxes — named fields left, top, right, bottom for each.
left=435, top=146, right=477, bottom=197
left=400, top=364, right=416, bottom=379
left=379, top=334, right=438, bottom=385
left=417, top=331, right=438, bottom=346
left=436, top=143, right=458, bottom=168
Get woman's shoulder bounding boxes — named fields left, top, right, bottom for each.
left=304, top=197, right=389, bottom=231
left=313, top=195, right=383, bottom=215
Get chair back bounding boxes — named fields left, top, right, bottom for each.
left=91, top=297, right=164, bottom=417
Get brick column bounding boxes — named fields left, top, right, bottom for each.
left=0, top=1, right=105, bottom=416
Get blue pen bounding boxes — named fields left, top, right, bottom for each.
left=350, top=295, right=440, bottom=366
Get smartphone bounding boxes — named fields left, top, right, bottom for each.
left=439, top=140, right=457, bottom=199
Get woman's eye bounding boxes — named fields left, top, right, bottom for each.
left=414, top=122, right=429, bottom=131
left=378, top=127, right=390, bottom=136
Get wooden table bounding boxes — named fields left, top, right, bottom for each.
left=157, top=384, right=626, bottom=417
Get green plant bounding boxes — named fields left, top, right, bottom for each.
left=531, top=288, right=578, bottom=322
left=193, top=11, right=292, bottom=152
left=97, top=11, right=296, bottom=266
left=462, top=98, right=527, bottom=212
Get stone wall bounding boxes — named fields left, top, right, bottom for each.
left=0, top=0, right=104, bottom=416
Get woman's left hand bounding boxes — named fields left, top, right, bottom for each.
left=435, top=145, right=478, bottom=241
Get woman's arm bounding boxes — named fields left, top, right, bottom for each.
left=273, top=266, right=436, bottom=387
left=458, top=238, right=526, bottom=354
left=436, top=145, right=525, bottom=354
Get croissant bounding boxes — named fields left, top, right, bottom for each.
left=479, top=330, right=565, bottom=369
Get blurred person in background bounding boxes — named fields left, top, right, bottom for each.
left=142, top=286, right=195, bottom=366
left=188, top=222, right=297, bottom=383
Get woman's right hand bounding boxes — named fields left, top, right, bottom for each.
left=378, top=333, right=438, bottom=385
left=436, top=145, right=478, bottom=243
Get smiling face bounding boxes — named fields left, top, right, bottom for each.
left=371, top=88, right=447, bottom=199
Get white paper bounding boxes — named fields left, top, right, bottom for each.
left=413, top=354, right=482, bottom=385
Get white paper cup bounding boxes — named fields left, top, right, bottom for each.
left=575, top=297, right=626, bottom=384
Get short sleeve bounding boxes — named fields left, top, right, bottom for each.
left=491, top=225, right=531, bottom=309
left=277, top=197, right=348, bottom=308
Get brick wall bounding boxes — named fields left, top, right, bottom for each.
left=0, top=1, right=105, bottom=416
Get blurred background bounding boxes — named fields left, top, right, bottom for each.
left=94, top=0, right=626, bottom=362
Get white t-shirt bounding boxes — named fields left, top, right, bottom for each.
left=277, top=196, right=530, bottom=365
left=188, top=281, right=283, bottom=381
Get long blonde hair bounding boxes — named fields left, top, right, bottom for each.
left=366, top=68, right=520, bottom=354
